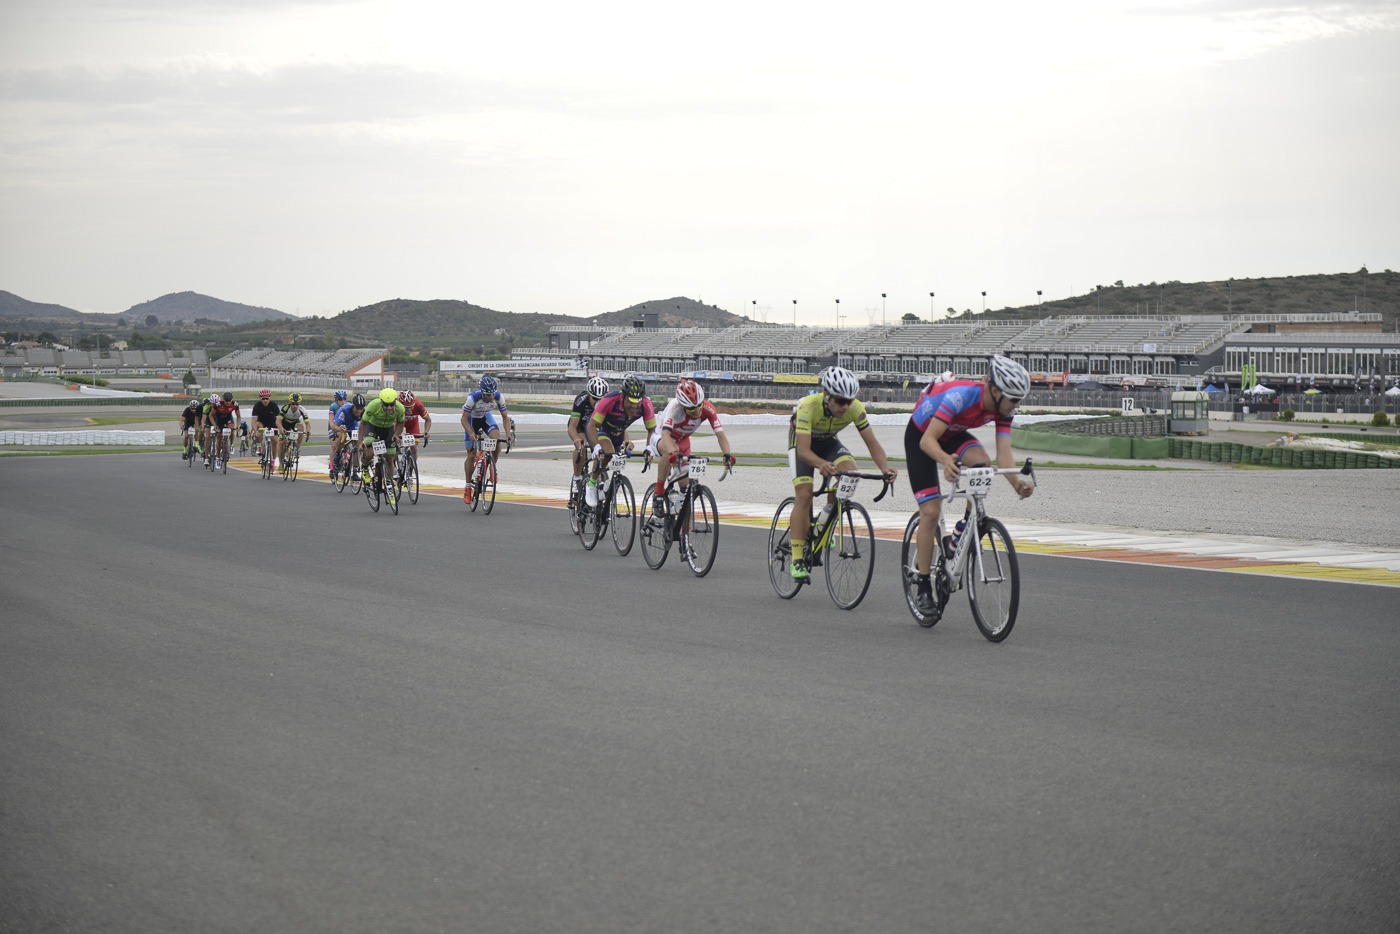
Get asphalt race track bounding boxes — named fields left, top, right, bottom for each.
left=2, top=454, right=1397, bottom=933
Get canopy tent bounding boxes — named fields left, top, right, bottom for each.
left=1244, top=384, right=1276, bottom=395
left=1303, top=388, right=1323, bottom=395
left=1201, top=383, right=1226, bottom=395
left=1386, top=386, right=1400, bottom=397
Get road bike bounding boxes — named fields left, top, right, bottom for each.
left=393, top=433, right=420, bottom=504
left=331, top=440, right=363, bottom=493
left=362, top=438, right=400, bottom=515
left=576, top=449, right=638, bottom=555
left=280, top=435, right=301, bottom=482
left=467, top=431, right=499, bottom=514
left=238, top=432, right=250, bottom=457
left=767, top=471, right=892, bottom=610
left=639, top=454, right=731, bottom=577
left=259, top=428, right=279, bottom=480
left=182, top=425, right=199, bottom=467
left=208, top=426, right=232, bottom=475
left=900, top=460, right=1036, bottom=642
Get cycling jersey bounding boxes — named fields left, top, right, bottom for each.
left=209, top=400, right=240, bottom=426
left=462, top=388, right=507, bottom=419
left=909, top=379, right=1012, bottom=439
left=180, top=401, right=202, bottom=425
left=569, top=392, right=599, bottom=434
left=334, top=402, right=363, bottom=434
left=590, top=391, right=657, bottom=440
left=402, top=398, right=429, bottom=435
left=659, top=399, right=723, bottom=439
left=279, top=405, right=307, bottom=427
left=362, top=398, right=404, bottom=430
left=788, top=393, right=868, bottom=448
left=251, top=400, right=280, bottom=428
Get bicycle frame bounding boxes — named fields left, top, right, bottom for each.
left=933, top=462, right=1033, bottom=590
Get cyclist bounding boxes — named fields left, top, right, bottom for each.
left=207, top=391, right=242, bottom=463
left=399, top=389, right=432, bottom=449
left=276, top=392, right=310, bottom=465
left=199, top=392, right=219, bottom=464
left=460, top=375, right=510, bottom=505
left=357, top=387, right=406, bottom=488
left=236, top=418, right=251, bottom=454
left=567, top=376, right=609, bottom=508
left=648, top=378, right=735, bottom=515
left=178, top=396, right=204, bottom=459
left=250, top=389, right=280, bottom=465
left=584, top=374, right=658, bottom=508
left=786, top=366, right=896, bottom=582
left=327, top=389, right=348, bottom=476
left=332, top=393, right=368, bottom=478
left=905, top=354, right=1035, bottom=617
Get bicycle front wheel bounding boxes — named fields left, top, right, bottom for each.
left=639, top=496, right=671, bottom=570
left=384, top=467, right=399, bottom=515
left=683, top=485, right=719, bottom=577
left=900, top=512, right=938, bottom=628
left=610, top=475, right=636, bottom=556
left=824, top=501, right=875, bottom=610
left=767, top=497, right=802, bottom=599
left=480, top=459, right=498, bottom=514
left=578, top=488, right=602, bottom=551
left=968, top=516, right=1020, bottom=642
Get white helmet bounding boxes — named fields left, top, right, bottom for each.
left=586, top=376, right=609, bottom=399
left=675, top=378, right=704, bottom=408
left=988, top=355, right=1031, bottom=399
left=819, top=366, right=859, bottom=400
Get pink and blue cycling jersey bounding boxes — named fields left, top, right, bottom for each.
left=910, top=379, right=1013, bottom=439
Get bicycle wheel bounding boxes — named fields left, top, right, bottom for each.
left=568, top=478, right=582, bottom=534
left=967, top=516, right=1020, bottom=642
left=480, top=458, right=498, bottom=514
left=221, top=444, right=229, bottom=475
left=767, top=497, right=802, bottom=599
left=403, top=456, right=419, bottom=503
left=384, top=467, right=399, bottom=515
left=824, top=501, right=875, bottom=610
left=639, top=495, right=671, bottom=570
left=900, top=513, right=939, bottom=628
left=578, top=491, right=602, bottom=551
left=332, top=455, right=348, bottom=491
left=469, top=461, right=483, bottom=513
left=683, top=485, right=719, bottom=577
left=610, top=475, right=636, bottom=556
left=261, top=451, right=272, bottom=480
left=365, top=464, right=381, bottom=512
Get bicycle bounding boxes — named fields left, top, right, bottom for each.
left=208, top=426, right=233, bottom=475
left=767, top=471, right=893, bottom=610
left=639, top=454, right=731, bottom=577
left=467, top=430, right=499, bottom=515
left=362, top=438, right=400, bottom=515
left=238, top=433, right=250, bottom=457
left=280, top=435, right=301, bottom=482
left=576, top=449, right=639, bottom=555
left=394, top=433, right=420, bottom=504
left=182, top=425, right=199, bottom=467
left=899, top=460, right=1036, bottom=642
left=330, top=439, right=359, bottom=493
left=259, top=428, right=279, bottom=480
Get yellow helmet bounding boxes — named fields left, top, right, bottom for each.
left=378, top=387, right=398, bottom=405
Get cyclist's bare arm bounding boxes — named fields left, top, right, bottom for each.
left=996, top=435, right=1033, bottom=498
left=857, top=424, right=897, bottom=481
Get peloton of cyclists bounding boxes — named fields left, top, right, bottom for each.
left=648, top=378, right=735, bottom=516
left=460, top=375, right=510, bottom=506
left=904, top=354, right=1035, bottom=618
left=786, top=366, right=897, bottom=582
left=584, top=374, right=658, bottom=509
left=205, top=392, right=242, bottom=464
left=567, top=376, right=609, bottom=508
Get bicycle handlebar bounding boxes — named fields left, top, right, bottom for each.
left=813, top=471, right=895, bottom=503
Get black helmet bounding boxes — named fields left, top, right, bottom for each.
left=622, top=375, right=646, bottom=401
left=351, top=393, right=367, bottom=408
left=221, top=391, right=233, bottom=403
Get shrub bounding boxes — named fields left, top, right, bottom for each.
left=1371, top=410, right=1392, bottom=427
left=1279, top=409, right=1295, bottom=421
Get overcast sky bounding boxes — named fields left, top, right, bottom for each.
left=1, top=0, right=1396, bottom=325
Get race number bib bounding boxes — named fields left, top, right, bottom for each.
left=688, top=457, right=708, bottom=479
left=835, top=474, right=860, bottom=500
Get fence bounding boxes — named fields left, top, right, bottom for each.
left=0, top=430, right=165, bottom=446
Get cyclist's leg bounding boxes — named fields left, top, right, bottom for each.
left=655, top=430, right=679, bottom=510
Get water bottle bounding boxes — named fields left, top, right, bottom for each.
left=669, top=490, right=684, bottom=512
left=814, top=497, right=834, bottom=529
left=951, top=519, right=967, bottom=548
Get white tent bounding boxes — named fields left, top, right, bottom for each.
left=1244, top=384, right=1276, bottom=395
left=1386, top=385, right=1400, bottom=397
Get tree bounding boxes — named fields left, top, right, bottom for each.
left=901, top=312, right=920, bottom=324
left=145, top=314, right=159, bottom=328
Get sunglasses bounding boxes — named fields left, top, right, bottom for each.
left=684, top=405, right=703, bottom=415
left=829, top=396, right=853, bottom=407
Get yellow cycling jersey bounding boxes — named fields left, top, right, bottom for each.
left=788, top=392, right=869, bottom=446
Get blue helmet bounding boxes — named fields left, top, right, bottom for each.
left=479, top=375, right=499, bottom=395
left=334, top=390, right=347, bottom=401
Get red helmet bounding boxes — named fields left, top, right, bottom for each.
left=258, top=388, right=271, bottom=398
left=676, top=379, right=704, bottom=408
left=399, top=389, right=415, bottom=405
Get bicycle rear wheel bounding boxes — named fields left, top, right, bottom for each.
left=767, top=497, right=802, bottom=599
left=403, top=457, right=419, bottom=503
left=968, top=516, right=1019, bottom=642
left=480, top=458, right=498, bottom=514
left=683, top=485, right=719, bottom=577
left=610, top=475, right=636, bottom=556
left=639, top=495, right=671, bottom=569
left=824, top=501, right=875, bottom=610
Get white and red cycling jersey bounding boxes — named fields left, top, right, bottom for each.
left=402, top=398, right=429, bottom=436
left=652, top=398, right=724, bottom=457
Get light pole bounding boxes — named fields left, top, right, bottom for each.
left=881, top=293, right=887, bottom=326
left=1036, top=290, right=1042, bottom=306
left=929, top=292, right=935, bottom=322
left=752, top=299, right=757, bottom=321
left=1227, top=279, right=1232, bottom=315
left=792, top=300, right=797, bottom=328
left=836, top=302, right=846, bottom=368
left=981, top=291, right=987, bottom=313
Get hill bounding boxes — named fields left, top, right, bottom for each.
left=122, top=291, right=293, bottom=326
left=0, top=290, right=84, bottom=320
left=592, top=297, right=749, bottom=329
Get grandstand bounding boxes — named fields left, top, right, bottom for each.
left=0, top=348, right=208, bottom=378
left=537, top=311, right=1394, bottom=388
left=211, top=348, right=389, bottom=388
